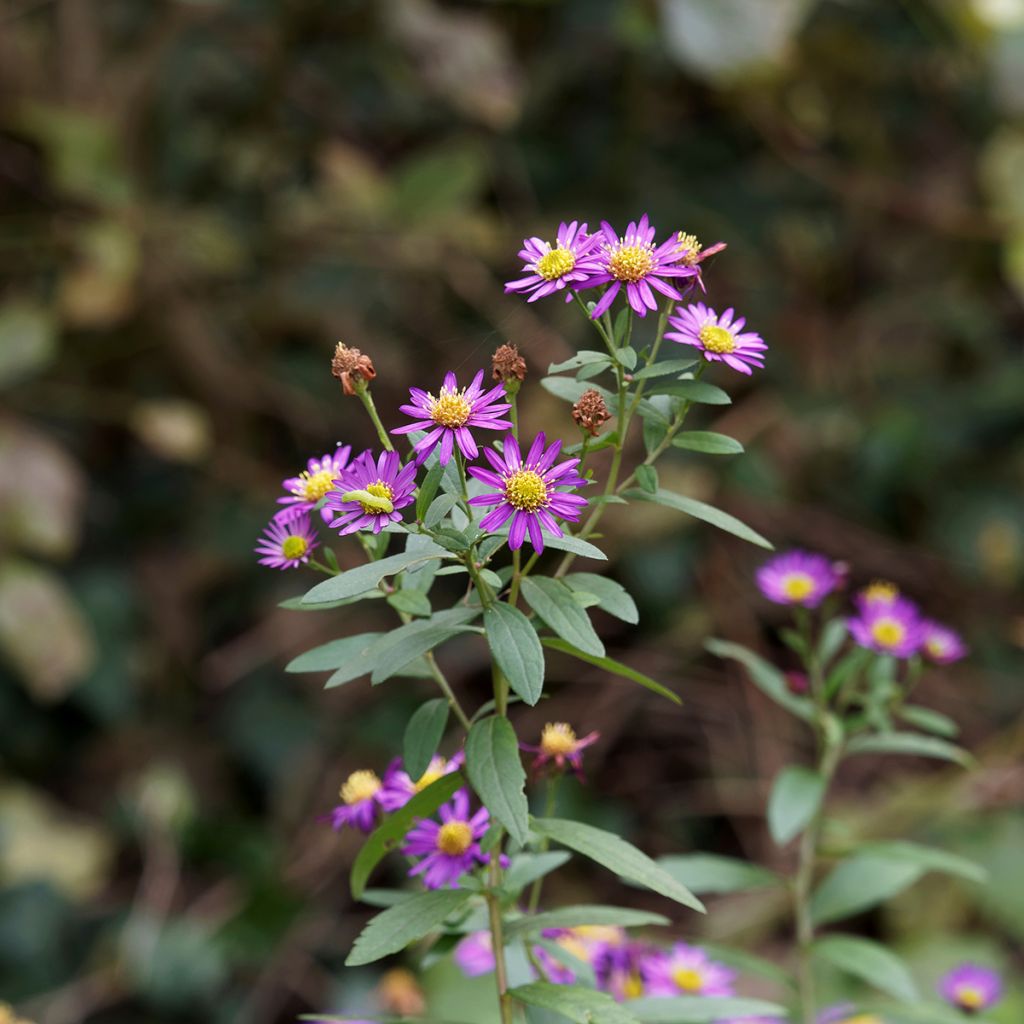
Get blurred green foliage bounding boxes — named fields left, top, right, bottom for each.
left=0, top=0, right=1022, bottom=1021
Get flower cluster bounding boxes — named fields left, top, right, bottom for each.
left=940, top=963, right=1002, bottom=1013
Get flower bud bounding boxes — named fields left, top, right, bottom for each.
left=491, top=343, right=526, bottom=396
left=331, top=342, right=377, bottom=395
left=572, top=388, right=611, bottom=436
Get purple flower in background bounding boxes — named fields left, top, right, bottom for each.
left=402, top=789, right=500, bottom=889
left=325, top=449, right=417, bottom=535
left=671, top=232, right=727, bottom=277
left=255, top=508, right=319, bottom=570
left=379, top=753, right=464, bottom=812
left=756, top=550, right=843, bottom=608
left=854, top=580, right=901, bottom=611
left=721, top=1019, right=787, bottom=1024
left=278, top=446, right=352, bottom=522
left=392, top=370, right=512, bottom=465
left=454, top=931, right=495, bottom=977
left=521, top=722, right=599, bottom=777
left=468, top=433, right=588, bottom=552
left=816, top=1008, right=882, bottom=1024
left=643, top=942, right=736, bottom=997
left=921, top=621, right=968, bottom=665
left=665, top=302, right=767, bottom=375
left=848, top=594, right=924, bottom=658
left=505, top=221, right=605, bottom=303
left=581, top=215, right=699, bottom=318
left=940, top=963, right=1002, bottom=1013
left=329, top=769, right=387, bottom=834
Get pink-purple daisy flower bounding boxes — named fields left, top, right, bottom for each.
left=277, top=445, right=352, bottom=522
left=379, top=753, right=464, bottom=812
left=504, top=221, right=605, bottom=303
left=468, top=432, right=588, bottom=552
left=581, top=215, right=700, bottom=318
left=325, top=449, right=417, bottom=535
left=671, top=233, right=727, bottom=289
left=665, top=302, right=767, bottom=375
left=454, top=931, right=495, bottom=977
left=642, top=942, right=736, bottom=997
left=329, top=768, right=388, bottom=834
left=921, top=621, right=968, bottom=665
left=816, top=1008, right=881, bottom=1024
left=255, top=508, right=319, bottom=570
left=391, top=370, right=512, bottom=466
left=522, top=722, right=599, bottom=778
left=402, top=789, right=502, bottom=889
left=940, top=963, right=1002, bottom=1013
left=756, top=550, right=844, bottom=608
left=847, top=594, right=924, bottom=659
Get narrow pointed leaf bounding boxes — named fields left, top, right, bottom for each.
left=706, top=638, right=814, bottom=721
left=466, top=716, right=529, bottom=846
left=485, top=602, right=545, bottom=706
left=505, top=905, right=670, bottom=939
left=403, top=698, right=449, bottom=781
left=302, top=548, right=447, bottom=605
left=767, top=765, right=825, bottom=845
left=813, top=934, right=918, bottom=1001
left=521, top=577, right=604, bottom=657
left=624, top=489, right=772, bottom=549
left=672, top=431, right=744, bottom=455
left=541, top=638, right=680, bottom=704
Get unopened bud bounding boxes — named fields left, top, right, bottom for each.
left=491, top=343, right=526, bottom=395
left=572, top=388, right=611, bottom=436
left=331, top=342, right=377, bottom=396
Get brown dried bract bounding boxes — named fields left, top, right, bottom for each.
left=491, top=342, right=526, bottom=384
left=572, top=388, right=611, bottom=436
left=331, top=342, right=377, bottom=395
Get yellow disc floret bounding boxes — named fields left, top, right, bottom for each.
left=413, top=756, right=449, bottom=793
left=281, top=535, right=309, bottom=560
left=672, top=967, right=704, bottom=992
left=698, top=324, right=736, bottom=354
left=862, top=580, right=899, bottom=603
left=536, top=246, right=576, bottom=281
left=296, top=468, right=336, bottom=502
left=430, top=388, right=472, bottom=428
left=340, top=769, right=382, bottom=805
left=956, top=987, right=985, bottom=1009
left=540, top=722, right=578, bottom=757
left=871, top=618, right=905, bottom=649
left=607, top=243, right=655, bottom=283
left=360, top=480, right=394, bottom=515
left=842, top=1017, right=884, bottom=1024
left=676, top=232, right=703, bottom=265
left=504, top=469, right=548, bottom=512
left=781, top=572, right=815, bottom=601
left=436, top=820, right=473, bottom=856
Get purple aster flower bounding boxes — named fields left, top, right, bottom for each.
left=581, top=215, right=699, bottom=318
left=324, top=449, right=417, bottom=535
left=848, top=594, right=924, bottom=659
left=921, top=621, right=968, bottom=665
left=756, top=550, right=844, bottom=608
left=505, top=221, right=605, bottom=303
left=402, top=789, right=502, bottom=889
left=277, top=445, right=352, bottom=522
left=940, top=963, right=1002, bottom=1014
left=665, top=302, right=767, bottom=375
left=643, top=942, right=737, bottom=997
left=378, top=753, right=464, bottom=812
left=468, top=432, right=588, bottom=553
left=454, top=931, right=495, bottom=977
left=671, top=233, right=727, bottom=290
left=854, top=580, right=901, bottom=612
left=721, top=1019, right=786, bottom=1024
left=391, top=370, right=512, bottom=466
left=255, top=508, right=319, bottom=570
left=521, top=722, right=599, bottom=778
left=329, top=769, right=388, bottom=834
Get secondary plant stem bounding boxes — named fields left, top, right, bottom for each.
left=356, top=387, right=394, bottom=451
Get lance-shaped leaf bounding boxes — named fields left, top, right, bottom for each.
left=512, top=982, right=641, bottom=1024
left=564, top=573, right=639, bottom=624
left=813, top=934, right=918, bottom=1002
left=625, top=997, right=790, bottom=1022
left=657, top=854, right=780, bottom=895
left=705, top=638, right=814, bottom=721
left=466, top=716, right=529, bottom=846
left=521, top=577, right=604, bottom=657
left=302, top=547, right=447, bottom=605
left=845, top=731, right=973, bottom=766
left=541, top=638, right=680, bottom=704
left=624, top=489, right=772, bottom=549
left=484, top=602, right=545, bottom=706
left=672, top=431, right=744, bottom=455
left=767, top=765, right=826, bottom=845
left=505, top=904, right=669, bottom=940
left=403, top=698, right=449, bottom=781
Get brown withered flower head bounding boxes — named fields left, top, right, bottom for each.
left=572, top=388, right=611, bottom=436
left=331, top=342, right=377, bottom=396
left=491, top=343, right=527, bottom=389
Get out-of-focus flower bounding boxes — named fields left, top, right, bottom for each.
left=325, top=450, right=417, bottom=535
left=572, top=388, right=612, bottom=436
left=468, top=433, right=588, bottom=552
left=379, top=753, right=464, bottom=811
left=454, top=931, right=495, bottom=977
left=921, top=621, right=968, bottom=665
left=855, top=580, right=901, bottom=610
left=505, top=221, right=604, bottom=303
left=642, top=942, right=736, bottom=997
left=940, top=963, right=1003, bottom=1013
left=785, top=671, right=810, bottom=694
left=756, top=550, right=843, bottom=608
left=816, top=1005, right=883, bottom=1024
left=665, top=302, right=767, bottom=375
left=331, top=342, right=376, bottom=395
left=491, top=343, right=527, bottom=386
left=0, top=1003, right=34, bottom=1024
left=671, top=232, right=727, bottom=272
left=522, top=722, right=599, bottom=777
left=278, top=446, right=352, bottom=522
left=848, top=595, right=924, bottom=659
left=329, top=769, right=388, bottom=834
left=377, top=968, right=425, bottom=1016
left=255, top=508, right=318, bottom=570
left=581, top=215, right=699, bottom=318
left=392, top=370, right=511, bottom=465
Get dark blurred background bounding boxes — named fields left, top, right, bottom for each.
left=1, top=0, right=1023, bottom=1021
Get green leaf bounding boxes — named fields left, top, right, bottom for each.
left=845, top=731, right=973, bottom=766
left=541, top=638, right=680, bottom=704
left=512, top=982, right=640, bottom=1024
left=616, top=345, right=638, bottom=371
left=415, top=462, right=446, bottom=521
left=350, top=773, right=464, bottom=898
left=501, top=851, right=572, bottom=894
left=813, top=934, right=918, bottom=1001
left=345, top=887, right=471, bottom=966
left=635, top=464, right=658, bottom=494
left=302, top=548, right=447, bottom=605
left=564, top=574, right=639, bottom=625
left=403, top=699, right=449, bottom=781
left=699, top=944, right=794, bottom=987
left=656, top=854, right=780, bottom=895
left=466, top=717, right=529, bottom=846
left=767, top=766, right=826, bottom=845
left=536, top=532, right=608, bottom=561
left=285, top=632, right=383, bottom=673
left=632, top=357, right=699, bottom=380
left=531, top=817, right=704, bottom=912
left=817, top=617, right=849, bottom=666
left=541, top=377, right=612, bottom=405
left=424, top=492, right=459, bottom=528
left=485, top=602, right=545, bottom=706
left=521, top=577, right=604, bottom=657
left=624, top=490, right=772, bottom=549
left=548, top=350, right=610, bottom=374
left=370, top=611, right=480, bottom=684
left=506, top=905, right=669, bottom=940
left=898, top=704, right=959, bottom=738
left=647, top=379, right=731, bottom=404
left=671, top=431, right=744, bottom=455
left=625, top=997, right=789, bottom=1023
left=387, top=588, right=432, bottom=617
left=705, top=639, right=814, bottom=721
left=854, top=840, right=985, bottom=884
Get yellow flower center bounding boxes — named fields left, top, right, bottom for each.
left=607, top=243, right=654, bottom=283
left=672, top=967, right=704, bottom=992
left=871, top=618, right=905, bottom=648
left=536, top=246, right=576, bottom=281
left=430, top=389, right=472, bottom=428
left=360, top=480, right=394, bottom=515
left=621, top=973, right=644, bottom=999
left=555, top=935, right=591, bottom=962
left=842, top=1017, right=883, bottom=1024
left=781, top=573, right=815, bottom=601
left=504, top=469, right=547, bottom=512
left=540, top=722, right=577, bottom=756
left=281, top=535, right=309, bottom=560
left=956, top=987, right=985, bottom=1009
left=340, top=769, right=382, bottom=805
left=863, top=580, right=899, bottom=603
left=436, top=820, right=473, bottom=856
left=296, top=468, right=336, bottom=502
left=698, top=324, right=736, bottom=354
left=412, top=757, right=449, bottom=793
left=676, top=231, right=703, bottom=265
left=925, top=637, right=947, bottom=658
left=574, top=925, right=622, bottom=944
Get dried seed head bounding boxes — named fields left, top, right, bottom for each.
left=572, top=388, right=611, bottom=436
left=491, top=343, right=527, bottom=386
left=331, top=342, right=377, bottom=395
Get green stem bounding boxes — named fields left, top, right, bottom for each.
left=355, top=387, right=393, bottom=451
left=425, top=652, right=472, bottom=732
left=307, top=558, right=339, bottom=576
left=508, top=548, right=523, bottom=608
left=485, top=855, right=514, bottom=1024
left=526, top=775, right=560, bottom=914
